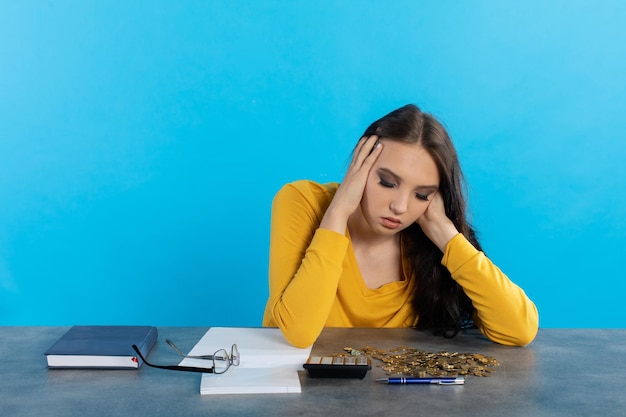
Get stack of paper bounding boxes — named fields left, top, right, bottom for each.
left=179, top=327, right=311, bottom=395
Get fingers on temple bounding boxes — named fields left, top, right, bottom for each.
left=354, top=135, right=380, bottom=165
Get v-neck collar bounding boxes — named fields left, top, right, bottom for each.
left=345, top=228, right=411, bottom=295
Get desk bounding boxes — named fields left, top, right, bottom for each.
left=1, top=327, right=625, bottom=417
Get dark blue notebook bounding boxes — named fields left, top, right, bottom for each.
left=45, top=325, right=158, bottom=369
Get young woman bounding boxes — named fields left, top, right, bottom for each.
left=262, top=104, right=539, bottom=348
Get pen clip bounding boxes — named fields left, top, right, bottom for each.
left=437, top=379, right=464, bottom=385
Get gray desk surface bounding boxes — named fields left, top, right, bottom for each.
left=1, top=327, right=625, bottom=417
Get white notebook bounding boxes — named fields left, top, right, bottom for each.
left=179, top=327, right=311, bottom=395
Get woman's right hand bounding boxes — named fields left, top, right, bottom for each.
left=319, top=135, right=382, bottom=234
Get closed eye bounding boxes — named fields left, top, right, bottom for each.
left=416, top=187, right=438, bottom=201
left=379, top=177, right=396, bottom=188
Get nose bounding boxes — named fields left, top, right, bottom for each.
left=389, top=194, right=409, bottom=215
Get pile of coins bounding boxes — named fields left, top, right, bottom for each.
left=339, top=346, right=499, bottom=377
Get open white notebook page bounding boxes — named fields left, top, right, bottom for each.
left=178, top=327, right=311, bottom=394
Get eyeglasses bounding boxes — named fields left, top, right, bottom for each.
left=131, top=341, right=240, bottom=374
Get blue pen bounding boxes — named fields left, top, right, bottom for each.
left=376, top=377, right=465, bottom=385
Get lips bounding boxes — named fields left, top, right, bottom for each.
left=381, top=217, right=401, bottom=229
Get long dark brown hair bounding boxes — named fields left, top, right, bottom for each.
left=362, top=104, right=480, bottom=337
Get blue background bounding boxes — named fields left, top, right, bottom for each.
left=1, top=1, right=625, bottom=328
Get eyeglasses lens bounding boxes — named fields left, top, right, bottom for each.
left=231, top=344, right=240, bottom=366
left=212, top=348, right=230, bottom=374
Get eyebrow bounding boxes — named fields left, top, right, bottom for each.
left=378, top=167, right=439, bottom=191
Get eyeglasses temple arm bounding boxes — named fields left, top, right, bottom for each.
left=165, top=339, right=216, bottom=359
left=131, top=344, right=215, bottom=373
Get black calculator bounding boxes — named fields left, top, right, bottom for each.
left=303, top=355, right=371, bottom=379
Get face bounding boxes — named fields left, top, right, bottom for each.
left=359, top=140, right=440, bottom=235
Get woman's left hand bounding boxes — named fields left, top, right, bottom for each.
left=416, top=192, right=459, bottom=252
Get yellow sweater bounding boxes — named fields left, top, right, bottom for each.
left=262, top=180, right=538, bottom=348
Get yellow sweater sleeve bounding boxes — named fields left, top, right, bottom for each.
left=262, top=181, right=348, bottom=348
left=442, top=234, right=539, bottom=346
